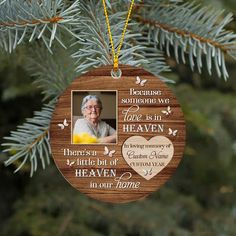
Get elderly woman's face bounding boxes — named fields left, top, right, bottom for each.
left=83, top=99, right=101, bottom=122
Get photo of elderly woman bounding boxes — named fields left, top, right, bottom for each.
left=72, top=92, right=117, bottom=144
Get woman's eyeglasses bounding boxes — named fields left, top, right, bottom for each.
left=85, top=105, right=101, bottom=110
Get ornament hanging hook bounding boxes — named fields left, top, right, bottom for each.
left=111, top=68, right=122, bottom=79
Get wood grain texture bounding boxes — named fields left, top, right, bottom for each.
left=50, top=65, right=186, bottom=203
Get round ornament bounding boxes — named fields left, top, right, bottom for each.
left=50, top=65, right=186, bottom=203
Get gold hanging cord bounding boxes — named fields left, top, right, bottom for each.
left=102, top=0, right=135, bottom=72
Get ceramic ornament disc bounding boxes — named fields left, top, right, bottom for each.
left=50, top=65, right=186, bottom=203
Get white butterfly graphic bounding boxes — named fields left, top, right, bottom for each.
left=66, top=159, right=75, bottom=167
left=103, top=146, right=116, bottom=157
left=162, top=106, right=172, bottom=116
left=58, top=119, right=69, bottom=130
left=135, top=76, right=147, bottom=86
left=168, top=128, right=178, bottom=136
left=143, top=168, right=153, bottom=176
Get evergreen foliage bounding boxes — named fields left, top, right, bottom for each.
left=1, top=0, right=236, bottom=174
left=25, top=44, right=77, bottom=100
left=137, top=0, right=236, bottom=79
left=0, top=1, right=236, bottom=235
left=2, top=102, right=55, bottom=176
left=0, top=0, right=80, bottom=52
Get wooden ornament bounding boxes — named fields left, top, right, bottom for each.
left=50, top=65, right=186, bottom=203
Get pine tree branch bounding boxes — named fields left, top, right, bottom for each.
left=25, top=43, right=77, bottom=100
left=136, top=16, right=233, bottom=54
left=0, top=16, right=64, bottom=27
left=0, top=0, right=80, bottom=53
left=136, top=1, right=236, bottom=80
left=2, top=42, right=76, bottom=175
left=2, top=101, right=55, bottom=176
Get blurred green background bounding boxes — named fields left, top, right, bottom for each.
left=1, top=0, right=236, bottom=235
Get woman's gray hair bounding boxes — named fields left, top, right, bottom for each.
left=81, top=95, right=103, bottom=114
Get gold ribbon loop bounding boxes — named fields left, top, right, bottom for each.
left=102, top=0, right=135, bottom=72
